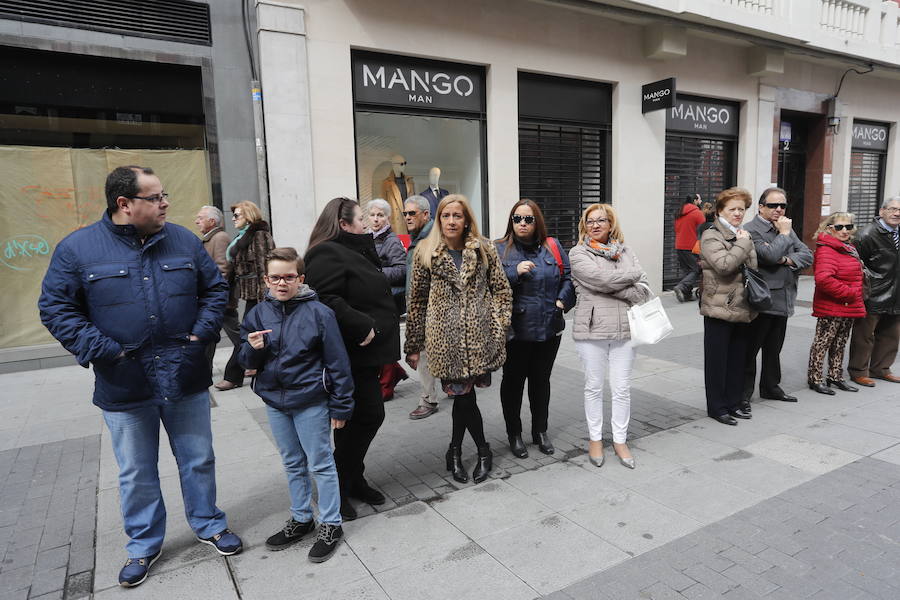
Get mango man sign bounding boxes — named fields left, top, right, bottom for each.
left=851, top=121, right=889, bottom=152
left=641, top=78, right=676, bottom=114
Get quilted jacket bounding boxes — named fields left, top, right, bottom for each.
left=698, top=219, right=758, bottom=323
left=38, top=211, right=228, bottom=410
left=812, top=232, right=866, bottom=319
left=568, top=243, right=650, bottom=341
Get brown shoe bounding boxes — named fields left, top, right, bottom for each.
left=851, top=376, right=875, bottom=387
left=214, top=380, right=241, bottom=391
left=872, top=373, right=900, bottom=383
left=409, top=403, right=438, bottom=420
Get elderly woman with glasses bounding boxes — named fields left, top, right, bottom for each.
left=807, top=212, right=865, bottom=394
left=569, top=203, right=650, bottom=469
left=216, top=200, right=275, bottom=391
left=495, top=199, right=574, bottom=458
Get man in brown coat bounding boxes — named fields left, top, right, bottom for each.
left=195, top=205, right=232, bottom=367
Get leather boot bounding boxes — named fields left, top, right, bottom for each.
left=532, top=431, right=555, bottom=455
left=472, top=444, right=493, bottom=484
left=508, top=434, right=528, bottom=458
left=445, top=444, right=468, bottom=483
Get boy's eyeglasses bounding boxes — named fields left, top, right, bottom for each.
left=512, top=215, right=535, bottom=224
left=829, top=224, right=855, bottom=231
left=266, top=275, right=299, bottom=284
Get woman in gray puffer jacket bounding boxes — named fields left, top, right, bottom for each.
left=698, top=187, right=758, bottom=426
left=569, top=204, right=650, bottom=470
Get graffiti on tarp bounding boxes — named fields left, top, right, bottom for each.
left=1, top=234, right=51, bottom=271
left=20, top=184, right=105, bottom=224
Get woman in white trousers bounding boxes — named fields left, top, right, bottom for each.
left=568, top=204, right=649, bottom=468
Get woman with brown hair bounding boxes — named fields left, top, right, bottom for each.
left=216, top=200, right=275, bottom=391
left=495, top=199, right=575, bottom=458
left=569, top=203, right=650, bottom=469
left=304, top=197, right=400, bottom=521
left=698, top=187, right=758, bottom=425
left=405, top=194, right=512, bottom=484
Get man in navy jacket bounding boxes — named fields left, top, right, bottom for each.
left=39, top=166, right=241, bottom=588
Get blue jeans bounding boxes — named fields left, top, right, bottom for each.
left=103, top=391, right=227, bottom=558
left=266, top=403, right=341, bottom=525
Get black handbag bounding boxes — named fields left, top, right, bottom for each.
left=740, top=264, right=772, bottom=311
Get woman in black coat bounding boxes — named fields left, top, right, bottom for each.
left=304, top=197, right=401, bottom=521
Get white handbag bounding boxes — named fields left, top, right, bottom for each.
left=627, top=295, right=674, bottom=346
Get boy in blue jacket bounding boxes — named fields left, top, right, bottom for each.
left=239, top=247, right=354, bottom=563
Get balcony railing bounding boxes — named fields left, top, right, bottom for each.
left=719, top=0, right=775, bottom=16
left=819, top=0, right=868, bottom=39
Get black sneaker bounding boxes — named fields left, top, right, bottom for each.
left=349, top=480, right=386, bottom=505
left=308, top=524, right=343, bottom=563
left=265, top=518, right=314, bottom=551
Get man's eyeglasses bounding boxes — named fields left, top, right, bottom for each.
left=884, top=207, right=900, bottom=214
left=762, top=203, right=787, bottom=210
left=829, top=224, right=855, bottom=231
left=266, top=275, right=299, bottom=284
left=586, top=218, right=609, bottom=226
left=512, top=215, right=535, bottom=225
left=402, top=210, right=419, bottom=217
left=131, top=193, right=169, bottom=204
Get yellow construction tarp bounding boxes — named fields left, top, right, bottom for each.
left=0, top=146, right=212, bottom=350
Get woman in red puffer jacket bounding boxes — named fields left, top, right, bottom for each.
left=807, top=212, right=866, bottom=395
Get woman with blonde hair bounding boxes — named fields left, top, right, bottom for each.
left=216, top=200, right=275, bottom=391
left=569, top=203, right=650, bottom=469
left=405, top=194, right=512, bottom=484
left=698, top=187, right=758, bottom=425
left=807, top=212, right=865, bottom=394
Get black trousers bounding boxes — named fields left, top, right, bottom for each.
left=333, top=365, right=385, bottom=490
left=500, top=336, right=562, bottom=437
left=223, top=300, right=257, bottom=384
left=704, top=317, right=749, bottom=417
left=675, top=250, right=701, bottom=294
left=743, top=313, right=787, bottom=399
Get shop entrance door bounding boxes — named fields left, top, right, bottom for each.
left=777, top=115, right=810, bottom=243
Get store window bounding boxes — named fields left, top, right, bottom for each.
left=518, top=73, right=612, bottom=249
left=351, top=51, right=487, bottom=235
left=663, top=96, right=738, bottom=290
left=848, top=120, right=888, bottom=225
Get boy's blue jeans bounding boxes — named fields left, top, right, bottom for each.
left=266, top=403, right=341, bottom=525
left=102, top=391, right=228, bottom=558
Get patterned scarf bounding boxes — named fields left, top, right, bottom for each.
left=585, top=237, right=623, bottom=260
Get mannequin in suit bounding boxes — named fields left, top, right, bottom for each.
left=421, top=167, right=449, bottom=219
left=381, top=155, right=413, bottom=234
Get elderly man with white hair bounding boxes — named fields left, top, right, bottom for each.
left=195, top=205, right=233, bottom=369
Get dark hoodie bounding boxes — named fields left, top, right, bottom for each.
left=238, top=284, right=354, bottom=419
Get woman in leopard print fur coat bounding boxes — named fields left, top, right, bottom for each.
left=405, top=194, right=512, bottom=485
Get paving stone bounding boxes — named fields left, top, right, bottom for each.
left=29, top=566, right=67, bottom=596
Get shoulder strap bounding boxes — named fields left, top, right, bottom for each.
left=546, top=237, right=565, bottom=276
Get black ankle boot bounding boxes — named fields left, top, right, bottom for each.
left=445, top=444, right=468, bottom=483
left=532, top=431, right=555, bottom=455
left=508, top=434, right=528, bottom=458
left=472, top=444, right=492, bottom=484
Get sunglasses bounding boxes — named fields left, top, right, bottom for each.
left=512, top=215, right=535, bottom=225
left=402, top=210, right=419, bottom=217
left=392, top=161, right=407, bottom=167
left=829, top=224, right=855, bottom=231
left=762, top=203, right=787, bottom=210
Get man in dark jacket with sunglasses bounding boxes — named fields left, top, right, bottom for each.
left=742, top=187, right=813, bottom=407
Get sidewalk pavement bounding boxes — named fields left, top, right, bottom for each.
left=1, top=277, right=899, bottom=599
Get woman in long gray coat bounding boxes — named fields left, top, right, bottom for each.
left=569, top=204, right=649, bottom=470
left=698, top=187, right=758, bottom=426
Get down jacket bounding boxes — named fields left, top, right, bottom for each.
left=404, top=236, right=512, bottom=380
left=373, top=227, right=407, bottom=287
left=38, top=211, right=228, bottom=410
left=305, top=231, right=400, bottom=368
left=674, top=203, right=706, bottom=250
left=812, top=232, right=866, bottom=319
left=698, top=219, right=758, bottom=323
left=238, top=286, right=355, bottom=420
left=568, top=243, right=650, bottom=341
left=497, top=237, right=576, bottom=342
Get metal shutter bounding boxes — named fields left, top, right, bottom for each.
left=518, top=121, right=609, bottom=250
left=848, top=150, right=885, bottom=225
left=663, top=136, right=734, bottom=289
left=0, top=0, right=211, bottom=45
